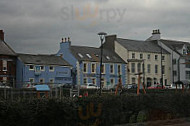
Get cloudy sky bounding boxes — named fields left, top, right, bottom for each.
left=1, top=0, right=190, bottom=54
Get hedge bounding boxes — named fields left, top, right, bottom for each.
left=0, top=93, right=190, bottom=126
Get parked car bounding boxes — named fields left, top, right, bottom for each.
left=169, top=84, right=183, bottom=89
left=147, top=84, right=165, bottom=89
left=80, top=83, right=99, bottom=89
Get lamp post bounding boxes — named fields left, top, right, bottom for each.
left=98, top=32, right=107, bottom=96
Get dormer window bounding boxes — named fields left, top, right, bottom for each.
left=106, top=56, right=110, bottom=60
left=78, top=53, right=83, bottom=58
left=86, top=54, right=92, bottom=58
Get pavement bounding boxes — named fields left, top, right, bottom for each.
left=114, top=118, right=190, bottom=126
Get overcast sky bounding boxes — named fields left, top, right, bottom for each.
left=1, top=0, right=190, bottom=54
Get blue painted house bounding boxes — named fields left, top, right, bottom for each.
left=57, top=38, right=127, bottom=88
left=16, top=54, right=72, bottom=88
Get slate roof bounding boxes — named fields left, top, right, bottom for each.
left=18, top=54, right=71, bottom=66
left=160, top=39, right=190, bottom=51
left=0, top=40, right=16, bottom=56
left=70, top=46, right=126, bottom=64
left=116, top=38, right=170, bottom=54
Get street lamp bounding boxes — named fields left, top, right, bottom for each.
left=98, top=32, right=107, bottom=95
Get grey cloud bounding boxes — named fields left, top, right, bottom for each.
left=1, top=0, right=190, bottom=54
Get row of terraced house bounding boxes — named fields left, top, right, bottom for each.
left=1, top=29, right=190, bottom=88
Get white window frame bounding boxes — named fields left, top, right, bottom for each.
left=131, top=63, right=135, bottom=73
left=40, top=65, right=45, bottom=71
left=2, top=60, right=7, bottom=71
left=2, top=77, right=7, bottom=83
left=147, top=54, right=151, bottom=60
left=49, top=78, right=54, bottom=83
left=49, top=66, right=54, bottom=72
left=147, top=64, right=151, bottom=73
left=132, top=77, right=136, bottom=84
left=110, top=78, right=115, bottom=86
left=117, top=64, right=122, bottom=75
left=132, top=53, right=135, bottom=59
left=155, top=65, right=158, bottom=74
left=39, top=78, right=45, bottom=83
left=29, top=78, right=35, bottom=83
left=83, top=62, right=88, bottom=73
left=83, top=77, right=87, bottom=84
left=101, top=63, right=105, bottom=74
left=110, top=64, right=114, bottom=74
left=155, top=55, right=158, bottom=60
left=101, top=78, right=106, bottom=87
left=91, top=63, right=96, bottom=73
left=29, top=65, right=34, bottom=70
left=91, top=77, right=96, bottom=85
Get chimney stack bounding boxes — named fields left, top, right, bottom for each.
left=151, top=29, right=161, bottom=40
left=0, top=30, right=4, bottom=41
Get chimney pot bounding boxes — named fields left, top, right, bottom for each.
left=68, top=37, right=70, bottom=42
left=0, top=30, right=4, bottom=41
left=61, top=38, right=64, bottom=43
left=65, top=38, right=67, bottom=42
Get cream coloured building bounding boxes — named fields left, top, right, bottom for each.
left=103, top=35, right=171, bottom=87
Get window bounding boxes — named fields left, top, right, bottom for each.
left=2, top=77, right=7, bottom=83
left=78, top=53, right=83, bottom=58
left=155, top=55, right=158, bottom=60
left=39, top=78, right=44, bottom=83
left=2, top=60, right=7, bottom=71
left=183, top=49, right=186, bottom=55
left=155, top=65, right=158, bottom=74
left=165, top=79, right=167, bottom=85
left=147, top=54, right=151, bottom=60
left=162, top=56, right=165, bottom=60
left=40, top=66, right=45, bottom=71
left=110, top=64, right=114, bottom=74
left=173, top=71, right=177, bottom=76
left=147, top=64, right=151, bottom=73
left=142, top=64, right=145, bottom=73
left=162, top=65, right=165, bottom=74
left=132, top=53, right=135, bottom=59
left=186, top=71, right=190, bottom=79
left=49, top=66, right=54, bottom=71
left=131, top=63, right=135, bottom=73
left=91, top=63, right=96, bottom=73
left=91, top=78, right=96, bottom=85
left=106, top=56, right=110, bottom=60
left=49, top=78, right=54, bottom=83
left=173, top=59, right=176, bottom=65
left=117, top=64, right=121, bottom=74
left=83, top=63, right=88, bottom=73
left=29, top=78, right=34, bottom=83
left=29, top=65, right=34, bottom=70
left=101, top=78, right=105, bottom=87
left=101, top=64, right=105, bottom=74
left=137, top=63, right=141, bottom=72
left=86, top=54, right=92, bottom=58
left=132, top=78, right=136, bottom=84
left=186, top=60, right=190, bottom=68
left=140, top=54, right=143, bottom=59
left=83, top=78, right=87, bottom=84
left=110, top=78, right=115, bottom=86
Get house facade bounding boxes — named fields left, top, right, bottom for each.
left=147, top=29, right=190, bottom=84
left=57, top=38, right=127, bottom=88
left=104, top=35, right=171, bottom=87
left=16, top=54, right=72, bottom=88
left=0, top=30, right=17, bottom=87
